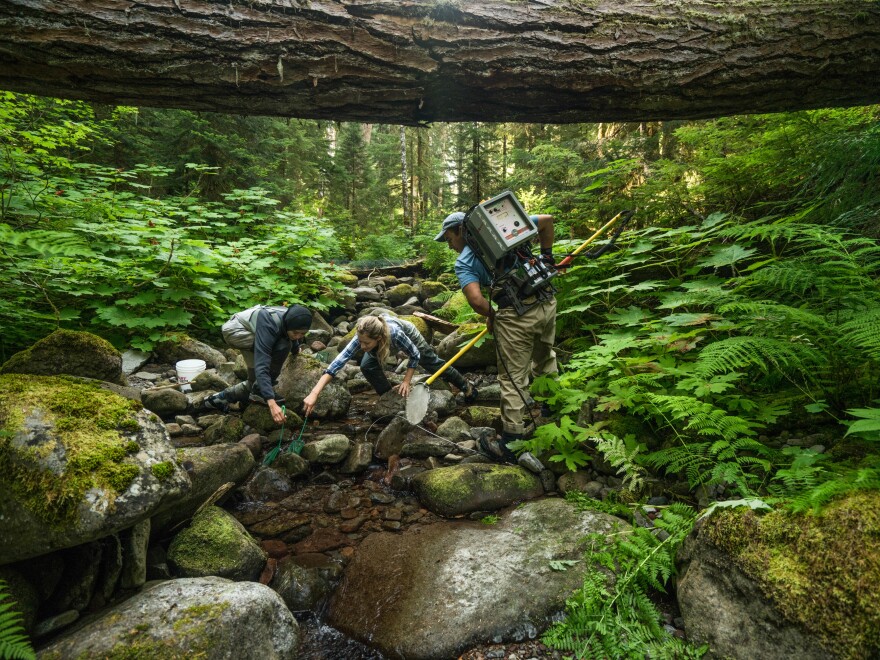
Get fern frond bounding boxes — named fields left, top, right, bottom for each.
left=592, top=433, right=647, bottom=493
left=0, top=581, right=35, bottom=660
left=718, top=300, right=831, bottom=334
left=694, top=335, right=821, bottom=379
left=837, top=307, right=880, bottom=360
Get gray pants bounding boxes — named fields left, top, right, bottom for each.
left=361, top=318, right=468, bottom=394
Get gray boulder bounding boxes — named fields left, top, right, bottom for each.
left=140, top=387, right=189, bottom=418
left=276, top=354, right=351, bottom=419
left=150, top=443, right=255, bottom=536
left=37, top=577, right=300, bottom=659
left=437, top=327, right=496, bottom=369
left=328, top=498, right=626, bottom=660
left=0, top=376, right=189, bottom=564
left=154, top=335, right=227, bottom=369
left=301, top=434, right=351, bottom=464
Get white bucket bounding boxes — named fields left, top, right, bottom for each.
left=176, top=359, right=206, bottom=384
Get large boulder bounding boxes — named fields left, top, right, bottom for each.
left=0, top=375, right=190, bottom=565
left=677, top=492, right=880, bottom=660
left=412, top=464, right=544, bottom=517
left=0, top=329, right=125, bottom=385
left=37, top=577, right=300, bottom=659
left=275, top=354, right=351, bottom=419
left=150, top=443, right=256, bottom=536
left=328, top=497, right=627, bottom=660
left=168, top=506, right=266, bottom=582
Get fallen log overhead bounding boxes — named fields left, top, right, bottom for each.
left=0, top=0, right=878, bottom=124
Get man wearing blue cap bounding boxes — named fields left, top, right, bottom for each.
left=435, top=210, right=557, bottom=468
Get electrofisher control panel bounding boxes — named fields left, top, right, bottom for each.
left=466, top=190, right=538, bottom=265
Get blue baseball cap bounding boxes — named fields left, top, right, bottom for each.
left=434, top=212, right=466, bottom=241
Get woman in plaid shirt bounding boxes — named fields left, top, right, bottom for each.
left=303, top=315, right=476, bottom=416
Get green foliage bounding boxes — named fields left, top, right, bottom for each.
left=542, top=503, right=705, bottom=659
left=0, top=92, right=345, bottom=357
left=0, top=580, right=35, bottom=660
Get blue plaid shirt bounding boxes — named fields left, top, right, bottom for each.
left=324, top=317, right=421, bottom=377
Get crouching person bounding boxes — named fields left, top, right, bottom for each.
left=205, top=304, right=312, bottom=424
left=303, top=314, right=476, bottom=416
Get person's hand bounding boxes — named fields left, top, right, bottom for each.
left=268, top=400, right=285, bottom=425
left=303, top=392, right=318, bottom=417
left=395, top=381, right=412, bottom=398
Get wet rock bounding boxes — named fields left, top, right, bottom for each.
left=301, top=434, right=352, bottom=464
left=328, top=498, right=626, bottom=659
left=38, top=577, right=299, bottom=659
left=401, top=431, right=457, bottom=459
left=293, top=528, right=351, bottom=555
left=273, top=451, right=310, bottom=480
left=243, top=466, right=294, bottom=501
left=339, top=442, right=373, bottom=474
left=189, top=369, right=230, bottom=393
left=276, top=354, right=351, bottom=419
left=270, top=556, right=338, bottom=612
left=437, top=416, right=472, bottom=442
left=141, top=386, right=189, bottom=417
left=239, top=433, right=263, bottom=461
left=376, top=415, right=412, bottom=459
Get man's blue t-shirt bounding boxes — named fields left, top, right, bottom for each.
left=454, top=245, right=492, bottom=289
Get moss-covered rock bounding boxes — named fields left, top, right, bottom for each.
left=0, top=329, right=125, bottom=385
left=386, top=283, right=418, bottom=307
left=334, top=271, right=359, bottom=287
left=419, top=280, right=448, bottom=301
left=168, top=506, right=266, bottom=581
left=437, top=324, right=495, bottom=368
left=37, top=577, right=299, bottom=659
left=434, top=290, right=474, bottom=322
left=680, top=492, right=880, bottom=659
left=203, top=415, right=246, bottom=445
left=0, top=374, right=189, bottom=564
left=412, top=463, right=544, bottom=517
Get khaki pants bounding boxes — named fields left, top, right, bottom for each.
left=494, top=298, right=557, bottom=435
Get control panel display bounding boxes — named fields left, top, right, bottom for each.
left=466, top=190, right=538, bottom=264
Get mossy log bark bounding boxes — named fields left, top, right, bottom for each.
left=0, top=1, right=878, bottom=124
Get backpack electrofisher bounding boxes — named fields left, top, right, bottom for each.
left=463, top=190, right=557, bottom=315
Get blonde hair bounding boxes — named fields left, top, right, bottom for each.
left=356, top=315, right=391, bottom=364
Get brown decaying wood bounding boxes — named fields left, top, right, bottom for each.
left=0, top=0, right=878, bottom=124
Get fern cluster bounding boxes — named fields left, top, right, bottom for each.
left=0, top=581, right=35, bottom=660
left=542, top=503, right=705, bottom=659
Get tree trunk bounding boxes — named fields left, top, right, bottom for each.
left=0, top=1, right=877, bottom=124
left=399, top=125, right=410, bottom=229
